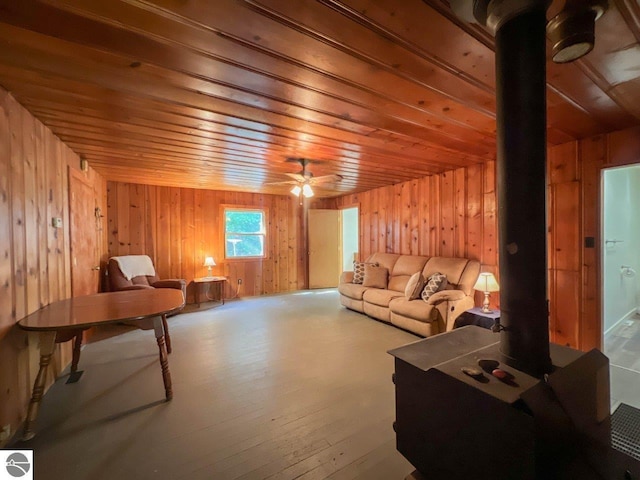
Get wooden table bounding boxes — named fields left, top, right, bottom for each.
left=18, top=288, right=185, bottom=440
left=193, top=276, right=227, bottom=306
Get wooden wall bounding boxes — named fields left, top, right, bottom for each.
left=317, top=162, right=498, bottom=309
left=321, top=125, right=640, bottom=352
left=106, top=183, right=305, bottom=301
left=0, top=87, right=106, bottom=446
left=548, top=125, right=640, bottom=351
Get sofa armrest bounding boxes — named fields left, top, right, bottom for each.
left=425, top=289, right=466, bottom=305
left=339, top=271, right=354, bottom=284
left=152, top=279, right=187, bottom=290
left=121, top=284, right=154, bottom=291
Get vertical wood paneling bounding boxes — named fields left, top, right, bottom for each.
left=369, top=190, right=378, bottom=255
left=129, top=184, right=145, bottom=254
left=400, top=182, right=411, bottom=255
left=22, top=111, right=38, bottom=314
left=418, top=178, right=430, bottom=255
left=440, top=171, right=454, bottom=257
left=10, top=98, right=26, bottom=322
left=482, top=161, right=497, bottom=269
left=466, top=164, right=483, bottom=263
left=169, top=187, right=182, bottom=280
left=454, top=168, right=466, bottom=258
left=552, top=182, right=580, bottom=271
left=580, top=135, right=606, bottom=350
left=0, top=92, right=13, bottom=338
left=429, top=175, right=441, bottom=257
left=607, top=126, right=640, bottom=167
left=156, top=186, right=171, bottom=279
left=546, top=125, right=640, bottom=350
left=361, top=192, right=371, bottom=259
left=35, top=123, right=48, bottom=308
left=0, top=88, right=106, bottom=447
left=329, top=162, right=498, bottom=272
left=409, top=179, right=419, bottom=255
left=107, top=183, right=304, bottom=299
left=116, top=183, right=130, bottom=256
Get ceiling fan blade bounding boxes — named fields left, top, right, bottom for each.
left=309, top=174, right=343, bottom=185
left=284, top=173, right=306, bottom=182
left=264, top=180, right=299, bottom=186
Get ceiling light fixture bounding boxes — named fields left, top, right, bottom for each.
left=302, top=183, right=314, bottom=198
left=290, top=185, right=302, bottom=196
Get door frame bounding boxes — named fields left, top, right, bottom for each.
left=339, top=205, right=359, bottom=270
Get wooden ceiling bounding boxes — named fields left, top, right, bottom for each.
left=0, top=0, right=639, bottom=197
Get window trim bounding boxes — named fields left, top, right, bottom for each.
left=222, top=205, right=268, bottom=261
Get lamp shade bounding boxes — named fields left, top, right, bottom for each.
left=290, top=185, right=302, bottom=196
left=203, top=256, right=216, bottom=267
left=473, top=272, right=499, bottom=292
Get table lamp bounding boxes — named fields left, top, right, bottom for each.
left=204, top=256, right=216, bottom=277
left=473, top=272, right=500, bottom=313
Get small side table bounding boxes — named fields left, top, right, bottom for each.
left=193, top=276, right=227, bottom=307
left=454, top=307, right=500, bottom=331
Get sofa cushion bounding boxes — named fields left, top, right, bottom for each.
left=389, top=297, right=435, bottom=322
left=388, top=255, right=429, bottom=292
left=367, top=253, right=400, bottom=275
left=404, top=272, right=425, bottom=300
left=363, top=265, right=388, bottom=288
left=338, top=282, right=368, bottom=300
left=353, top=261, right=378, bottom=284
left=423, top=257, right=468, bottom=288
left=421, top=273, right=447, bottom=301
left=363, top=288, right=404, bottom=307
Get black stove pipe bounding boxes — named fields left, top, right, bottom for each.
left=494, top=5, right=552, bottom=377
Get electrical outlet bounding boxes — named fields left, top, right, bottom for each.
left=0, top=424, right=11, bottom=442
left=237, top=278, right=243, bottom=285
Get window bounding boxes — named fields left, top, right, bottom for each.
left=224, top=207, right=267, bottom=259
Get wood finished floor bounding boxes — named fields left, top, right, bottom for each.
left=12, top=290, right=418, bottom=480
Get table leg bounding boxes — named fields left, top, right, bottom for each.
left=161, top=314, right=172, bottom=354
left=71, top=332, right=82, bottom=373
left=153, top=317, right=173, bottom=400
left=23, top=331, right=56, bottom=441
left=220, top=281, right=224, bottom=305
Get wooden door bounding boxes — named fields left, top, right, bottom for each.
left=308, top=209, right=341, bottom=288
left=69, top=168, right=100, bottom=296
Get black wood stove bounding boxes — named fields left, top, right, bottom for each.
left=390, top=1, right=640, bottom=478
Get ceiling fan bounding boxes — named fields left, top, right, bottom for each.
left=269, top=158, right=342, bottom=199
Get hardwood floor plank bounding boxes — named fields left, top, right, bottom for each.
left=12, top=290, right=417, bottom=480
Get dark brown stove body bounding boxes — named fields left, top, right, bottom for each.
left=389, top=327, right=640, bottom=480
left=388, top=1, right=640, bottom=477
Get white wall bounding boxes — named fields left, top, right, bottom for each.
left=603, top=166, right=640, bottom=333
left=341, top=207, right=359, bottom=271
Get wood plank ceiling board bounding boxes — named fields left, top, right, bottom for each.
left=0, top=0, right=637, bottom=197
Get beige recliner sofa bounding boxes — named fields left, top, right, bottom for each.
left=338, top=253, right=480, bottom=337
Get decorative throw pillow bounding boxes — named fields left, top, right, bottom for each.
left=362, top=265, right=389, bottom=289
left=404, top=272, right=425, bottom=300
left=421, top=272, right=447, bottom=302
left=353, top=261, right=378, bottom=284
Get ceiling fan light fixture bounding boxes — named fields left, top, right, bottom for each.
left=302, top=184, right=314, bottom=198
left=290, top=185, right=302, bottom=196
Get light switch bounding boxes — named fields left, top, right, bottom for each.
left=52, top=217, right=63, bottom=228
